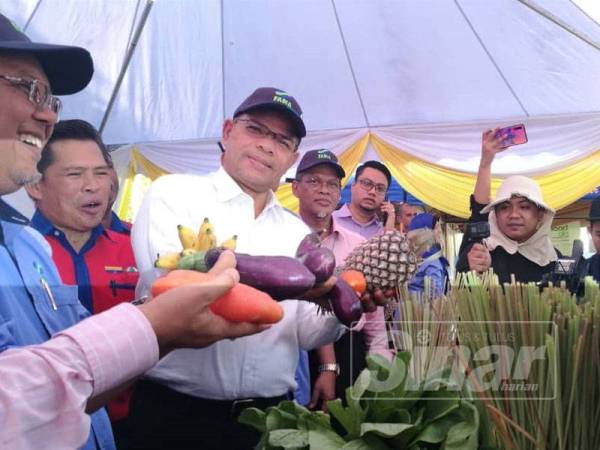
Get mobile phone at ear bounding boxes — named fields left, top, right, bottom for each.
left=495, top=124, right=528, bottom=148
left=381, top=194, right=389, bottom=224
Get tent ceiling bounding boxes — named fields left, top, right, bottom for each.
left=3, top=0, right=600, bottom=144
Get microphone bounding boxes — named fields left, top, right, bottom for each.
left=218, top=141, right=225, bottom=153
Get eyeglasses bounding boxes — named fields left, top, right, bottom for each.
left=0, top=75, right=62, bottom=115
left=234, top=117, right=298, bottom=153
left=299, top=175, right=341, bottom=192
left=357, top=178, right=387, bottom=194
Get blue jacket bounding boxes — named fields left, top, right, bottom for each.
left=408, top=246, right=449, bottom=297
left=0, top=200, right=115, bottom=450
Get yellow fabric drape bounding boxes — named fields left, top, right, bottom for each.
left=275, top=133, right=370, bottom=212
left=117, top=148, right=170, bottom=221
left=117, top=136, right=600, bottom=222
left=372, top=133, right=600, bottom=218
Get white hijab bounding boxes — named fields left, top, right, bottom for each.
left=481, top=176, right=558, bottom=266
left=485, top=208, right=557, bottom=266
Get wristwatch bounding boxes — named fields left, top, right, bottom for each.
left=318, top=363, right=340, bottom=376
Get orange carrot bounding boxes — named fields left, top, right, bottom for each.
left=150, top=270, right=283, bottom=324
left=150, top=270, right=211, bottom=297
left=210, top=283, right=283, bottom=324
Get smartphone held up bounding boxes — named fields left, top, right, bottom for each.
left=494, top=123, right=528, bottom=148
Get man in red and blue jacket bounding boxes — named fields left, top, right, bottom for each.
left=27, top=119, right=139, bottom=447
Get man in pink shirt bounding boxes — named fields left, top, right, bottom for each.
left=0, top=252, right=267, bottom=450
left=332, top=160, right=396, bottom=238
left=290, top=149, right=393, bottom=409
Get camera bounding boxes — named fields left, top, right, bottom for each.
left=465, top=221, right=490, bottom=243
left=539, top=242, right=589, bottom=297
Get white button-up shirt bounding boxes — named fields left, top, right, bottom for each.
left=131, top=168, right=345, bottom=399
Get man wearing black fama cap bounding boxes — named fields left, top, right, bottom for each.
left=130, top=88, right=349, bottom=450
left=0, top=12, right=117, bottom=450
left=290, top=149, right=393, bottom=410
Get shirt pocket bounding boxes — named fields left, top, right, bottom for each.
left=108, top=271, right=139, bottom=300
left=32, top=284, right=85, bottom=335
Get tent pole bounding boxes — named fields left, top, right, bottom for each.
left=518, top=0, right=600, bottom=52
left=99, top=0, right=155, bottom=135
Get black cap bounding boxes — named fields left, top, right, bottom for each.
left=589, top=197, right=600, bottom=221
left=286, top=149, right=345, bottom=182
left=0, top=14, right=93, bottom=95
left=234, top=87, right=306, bottom=138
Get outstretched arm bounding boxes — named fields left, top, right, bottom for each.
left=474, top=128, right=504, bottom=205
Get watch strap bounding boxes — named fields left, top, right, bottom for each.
left=318, top=363, right=340, bottom=375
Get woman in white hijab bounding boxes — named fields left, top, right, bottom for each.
left=456, top=129, right=558, bottom=283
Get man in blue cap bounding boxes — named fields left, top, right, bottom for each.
left=0, top=12, right=117, bottom=450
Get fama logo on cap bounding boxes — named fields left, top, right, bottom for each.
left=317, top=150, right=333, bottom=160
left=272, top=90, right=293, bottom=111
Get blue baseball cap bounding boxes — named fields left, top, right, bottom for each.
left=408, top=213, right=436, bottom=232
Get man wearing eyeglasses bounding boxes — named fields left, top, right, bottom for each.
left=130, top=88, right=348, bottom=450
left=0, top=13, right=117, bottom=450
left=333, top=160, right=396, bottom=239
left=290, top=149, right=393, bottom=411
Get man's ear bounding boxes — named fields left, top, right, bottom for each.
left=222, top=119, right=234, bottom=143
left=291, top=180, right=300, bottom=198
left=24, top=182, right=43, bottom=202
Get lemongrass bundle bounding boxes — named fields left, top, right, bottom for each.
left=452, top=273, right=600, bottom=450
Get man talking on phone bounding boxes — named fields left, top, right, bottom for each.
left=333, top=160, right=395, bottom=239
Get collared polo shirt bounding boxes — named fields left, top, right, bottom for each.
left=31, top=210, right=139, bottom=422
left=31, top=211, right=138, bottom=314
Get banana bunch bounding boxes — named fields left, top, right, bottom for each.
left=194, top=218, right=217, bottom=252
left=154, top=218, right=238, bottom=270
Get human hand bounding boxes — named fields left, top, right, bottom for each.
left=480, top=128, right=506, bottom=167
left=467, top=243, right=491, bottom=273
left=139, top=251, right=269, bottom=356
left=360, top=287, right=394, bottom=310
left=299, top=275, right=337, bottom=301
left=380, top=201, right=396, bottom=230
left=308, top=372, right=336, bottom=412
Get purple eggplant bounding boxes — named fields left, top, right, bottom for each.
left=295, top=232, right=322, bottom=257
left=330, top=279, right=363, bottom=327
left=205, top=248, right=316, bottom=300
left=297, top=247, right=336, bottom=283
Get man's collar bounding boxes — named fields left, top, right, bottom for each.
left=109, top=211, right=131, bottom=234
left=339, top=203, right=380, bottom=226
left=213, top=167, right=279, bottom=212
left=0, top=199, right=29, bottom=225
left=335, top=203, right=353, bottom=218
left=31, top=210, right=55, bottom=235
left=213, top=167, right=246, bottom=202
left=31, top=209, right=110, bottom=241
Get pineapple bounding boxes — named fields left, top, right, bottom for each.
left=342, top=229, right=435, bottom=293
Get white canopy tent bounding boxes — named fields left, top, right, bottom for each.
left=3, top=0, right=600, bottom=218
